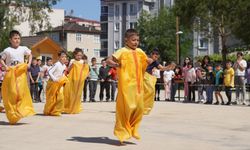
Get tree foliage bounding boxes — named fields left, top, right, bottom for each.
left=0, top=0, right=60, bottom=51
left=136, top=8, right=192, bottom=63
left=174, top=0, right=250, bottom=65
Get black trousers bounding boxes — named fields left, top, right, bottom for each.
left=83, top=79, right=88, bottom=101
left=30, top=76, right=39, bottom=101
left=188, top=82, right=195, bottom=102
left=99, top=81, right=110, bottom=101
left=89, top=80, right=97, bottom=101
left=225, top=86, right=232, bottom=103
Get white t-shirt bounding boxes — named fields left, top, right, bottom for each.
left=163, top=70, right=175, bottom=81
left=42, top=64, right=53, bottom=80
left=48, top=61, right=66, bottom=81
left=152, top=69, right=161, bottom=78
left=234, top=59, right=247, bottom=76
left=69, top=59, right=84, bottom=68
left=0, top=46, right=31, bottom=66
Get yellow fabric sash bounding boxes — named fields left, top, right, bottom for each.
left=64, top=62, right=89, bottom=114
left=44, top=76, right=68, bottom=116
left=1, top=63, right=35, bottom=124
left=143, top=72, right=157, bottom=115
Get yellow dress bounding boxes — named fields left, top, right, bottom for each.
left=113, top=47, right=148, bottom=142
left=64, top=61, right=89, bottom=114
left=44, top=76, right=68, bottom=116
left=143, top=72, right=157, bottom=115
left=1, top=63, right=35, bottom=124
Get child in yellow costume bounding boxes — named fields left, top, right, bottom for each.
left=64, top=48, right=89, bottom=114
left=107, top=29, right=154, bottom=143
left=44, top=51, right=68, bottom=116
left=0, top=30, right=35, bottom=124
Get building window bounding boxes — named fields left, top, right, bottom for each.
left=130, top=4, right=137, bottom=16
left=114, top=23, right=120, bottom=31
left=115, top=4, right=120, bottom=16
left=114, top=41, right=119, bottom=49
left=199, top=38, right=208, bottom=49
left=76, top=33, right=81, bottom=42
left=94, top=49, right=100, bottom=57
left=101, top=6, right=108, bottom=14
left=130, top=22, right=137, bottom=29
left=94, top=35, right=100, bottom=44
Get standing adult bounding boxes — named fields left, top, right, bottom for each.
left=28, top=57, right=41, bottom=102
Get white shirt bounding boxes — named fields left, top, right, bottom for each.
left=152, top=69, right=161, bottom=78
left=48, top=61, right=66, bottom=82
left=69, top=59, right=84, bottom=68
left=42, top=64, right=53, bottom=80
left=234, top=59, right=247, bottom=76
left=0, top=46, right=31, bottom=66
left=163, top=70, right=175, bottom=81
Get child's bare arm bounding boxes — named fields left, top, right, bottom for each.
left=107, top=56, right=120, bottom=67
left=27, top=53, right=32, bottom=68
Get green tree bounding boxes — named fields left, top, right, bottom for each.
left=137, top=8, right=191, bottom=63
left=174, top=0, right=250, bottom=66
left=0, top=0, right=60, bottom=51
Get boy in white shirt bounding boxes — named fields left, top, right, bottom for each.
left=0, top=30, right=35, bottom=124
left=44, top=50, right=68, bottom=116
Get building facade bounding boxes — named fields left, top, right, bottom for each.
left=37, top=23, right=102, bottom=62
left=100, top=0, right=174, bottom=57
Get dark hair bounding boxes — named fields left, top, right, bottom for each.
left=9, top=30, right=21, bottom=38
left=183, top=57, right=191, bottom=67
left=187, top=62, right=193, bottom=67
left=125, top=29, right=139, bottom=39
left=58, top=50, right=67, bottom=57
left=91, top=57, right=96, bottom=62
left=32, top=57, right=37, bottom=61
left=73, top=47, right=83, bottom=55
left=237, top=52, right=243, bottom=56
left=202, top=55, right=211, bottom=64
left=151, top=48, right=159, bottom=55
left=215, top=64, right=221, bottom=67
left=46, top=57, right=52, bottom=62
left=82, top=54, right=88, bottom=60
left=174, top=66, right=182, bottom=76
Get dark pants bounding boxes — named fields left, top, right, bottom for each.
left=89, top=80, right=97, bottom=101
left=225, top=86, right=232, bottom=103
left=30, top=76, right=39, bottom=101
left=83, top=79, right=88, bottom=101
left=155, top=80, right=161, bottom=100
left=111, top=80, right=117, bottom=101
left=206, top=86, right=214, bottom=104
left=38, top=82, right=43, bottom=101
left=188, top=82, right=195, bottom=102
left=99, top=81, right=110, bottom=101
left=171, top=81, right=178, bottom=101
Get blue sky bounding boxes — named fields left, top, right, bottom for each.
left=53, top=0, right=100, bottom=21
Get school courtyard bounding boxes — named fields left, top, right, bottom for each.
left=0, top=100, right=250, bottom=150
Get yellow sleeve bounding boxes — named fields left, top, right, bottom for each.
left=112, top=48, right=124, bottom=61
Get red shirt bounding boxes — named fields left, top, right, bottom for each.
left=109, top=68, right=117, bottom=80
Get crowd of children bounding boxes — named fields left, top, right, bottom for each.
left=151, top=53, right=250, bottom=106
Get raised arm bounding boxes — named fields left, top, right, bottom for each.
left=106, top=56, right=120, bottom=68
